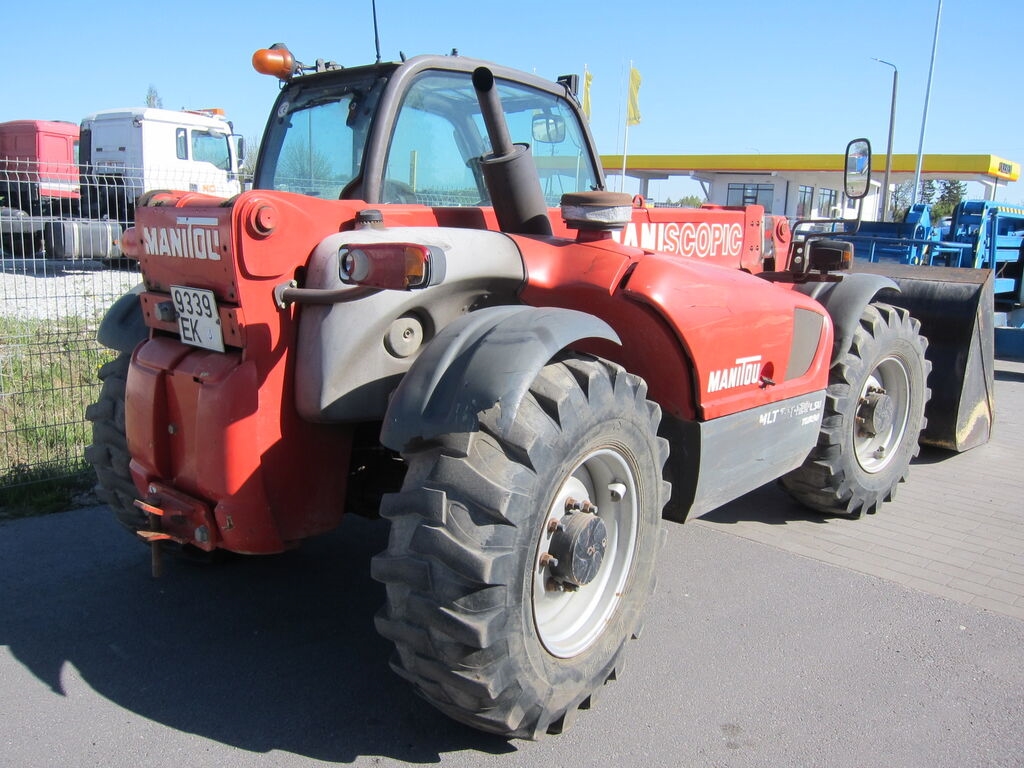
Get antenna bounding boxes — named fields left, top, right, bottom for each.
left=372, top=0, right=382, bottom=64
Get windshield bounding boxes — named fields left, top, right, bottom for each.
left=191, top=130, right=231, bottom=171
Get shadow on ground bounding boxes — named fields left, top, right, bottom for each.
left=696, top=446, right=956, bottom=525
left=695, top=481, right=832, bottom=526
left=995, top=366, right=1024, bottom=383
left=0, top=508, right=514, bottom=763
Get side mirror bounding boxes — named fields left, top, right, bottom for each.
left=532, top=114, right=566, bottom=144
left=844, top=138, right=871, bottom=199
left=231, top=135, right=245, bottom=170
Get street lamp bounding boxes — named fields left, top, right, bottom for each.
left=911, top=0, right=944, bottom=207
left=873, top=58, right=898, bottom=221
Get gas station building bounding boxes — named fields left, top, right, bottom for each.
left=601, top=153, right=1020, bottom=220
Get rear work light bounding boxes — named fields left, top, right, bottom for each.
left=789, top=238, right=854, bottom=275
left=338, top=243, right=446, bottom=290
left=806, top=239, right=854, bottom=272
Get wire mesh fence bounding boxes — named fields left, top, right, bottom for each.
left=0, top=158, right=562, bottom=493
left=0, top=160, right=244, bottom=492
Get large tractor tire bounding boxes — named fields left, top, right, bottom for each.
left=372, top=354, right=669, bottom=738
left=781, top=302, right=930, bottom=517
left=84, top=352, right=148, bottom=533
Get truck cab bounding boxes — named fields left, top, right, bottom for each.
left=80, top=107, right=244, bottom=223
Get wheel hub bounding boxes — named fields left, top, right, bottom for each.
left=858, top=387, right=895, bottom=436
left=533, top=449, right=640, bottom=659
left=547, top=509, right=608, bottom=587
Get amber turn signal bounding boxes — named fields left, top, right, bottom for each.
left=338, top=243, right=445, bottom=290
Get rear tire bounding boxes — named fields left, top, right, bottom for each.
left=781, top=302, right=930, bottom=517
left=84, top=352, right=147, bottom=532
left=372, top=354, right=669, bottom=738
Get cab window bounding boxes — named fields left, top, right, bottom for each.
left=384, top=70, right=599, bottom=206
left=270, top=97, right=359, bottom=199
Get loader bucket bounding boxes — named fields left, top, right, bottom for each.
left=854, top=262, right=994, bottom=452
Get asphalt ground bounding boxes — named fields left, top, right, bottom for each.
left=1, top=359, right=1022, bottom=768
left=695, top=357, right=1024, bottom=623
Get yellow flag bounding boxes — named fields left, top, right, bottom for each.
left=626, top=67, right=641, bottom=126
left=582, top=70, right=593, bottom=120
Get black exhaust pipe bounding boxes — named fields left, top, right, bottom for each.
left=471, top=67, right=552, bottom=236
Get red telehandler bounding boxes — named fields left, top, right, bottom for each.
left=86, top=45, right=989, bottom=738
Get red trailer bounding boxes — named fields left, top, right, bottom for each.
left=0, top=120, right=80, bottom=216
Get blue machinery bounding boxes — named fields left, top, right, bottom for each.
left=836, top=200, right=1024, bottom=359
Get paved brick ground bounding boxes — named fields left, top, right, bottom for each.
left=695, top=356, right=1024, bottom=621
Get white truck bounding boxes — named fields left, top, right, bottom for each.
left=79, top=107, right=244, bottom=225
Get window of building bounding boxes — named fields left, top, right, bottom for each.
left=816, top=187, right=837, bottom=217
left=726, top=182, right=774, bottom=209
left=796, top=185, right=813, bottom=218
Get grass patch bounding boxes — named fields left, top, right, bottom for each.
left=0, top=463, right=96, bottom=520
left=0, top=315, right=115, bottom=515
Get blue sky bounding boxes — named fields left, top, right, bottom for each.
left=5, top=0, right=1022, bottom=202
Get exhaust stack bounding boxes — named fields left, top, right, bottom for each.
left=471, top=67, right=552, bottom=236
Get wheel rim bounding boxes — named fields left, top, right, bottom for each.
left=854, top=354, right=911, bottom=473
left=533, top=448, right=639, bottom=658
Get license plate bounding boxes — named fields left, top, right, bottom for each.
left=170, top=285, right=225, bottom=352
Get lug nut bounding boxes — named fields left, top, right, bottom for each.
left=540, top=553, right=559, bottom=568
left=565, top=497, right=598, bottom=514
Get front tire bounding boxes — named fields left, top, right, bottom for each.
left=781, top=302, right=930, bottom=517
left=372, top=354, right=669, bottom=738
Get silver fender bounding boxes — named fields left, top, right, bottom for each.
left=380, top=305, right=619, bottom=450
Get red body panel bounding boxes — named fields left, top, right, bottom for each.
left=515, top=235, right=697, bottom=419
left=611, top=203, right=770, bottom=272
left=517, top=235, right=832, bottom=421
left=128, top=191, right=356, bottom=553
left=621, top=254, right=832, bottom=419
